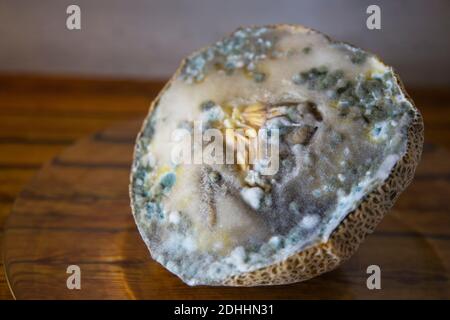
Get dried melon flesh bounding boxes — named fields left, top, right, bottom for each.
left=130, top=25, right=415, bottom=285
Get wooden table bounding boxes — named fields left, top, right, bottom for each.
left=0, top=74, right=449, bottom=299
left=0, top=74, right=163, bottom=299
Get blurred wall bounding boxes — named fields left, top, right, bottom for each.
left=0, top=0, right=449, bottom=86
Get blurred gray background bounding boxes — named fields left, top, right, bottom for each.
left=0, top=0, right=449, bottom=86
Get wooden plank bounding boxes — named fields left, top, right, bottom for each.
left=0, top=74, right=164, bottom=97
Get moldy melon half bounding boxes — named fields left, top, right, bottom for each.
left=130, top=24, right=424, bottom=286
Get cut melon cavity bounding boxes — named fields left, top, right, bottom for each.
left=130, top=24, right=423, bottom=286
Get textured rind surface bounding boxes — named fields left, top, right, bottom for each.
left=130, top=24, right=424, bottom=286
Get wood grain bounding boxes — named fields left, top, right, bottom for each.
left=0, top=74, right=163, bottom=299
left=3, top=118, right=450, bottom=299
left=0, top=73, right=449, bottom=299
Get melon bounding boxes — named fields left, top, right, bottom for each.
left=130, top=25, right=423, bottom=286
